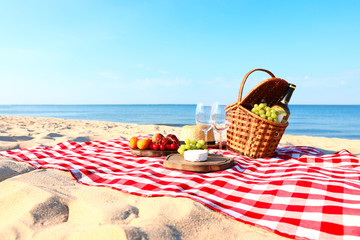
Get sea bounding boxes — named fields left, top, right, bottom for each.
left=1, top=104, right=360, bottom=140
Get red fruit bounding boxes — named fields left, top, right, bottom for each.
left=160, top=144, right=166, bottom=151
left=152, top=133, right=164, bottom=143
left=165, top=144, right=172, bottom=150
left=166, top=134, right=179, bottom=144
left=129, top=137, right=139, bottom=149
left=170, top=143, right=179, bottom=150
left=137, top=138, right=151, bottom=150
left=161, top=137, right=170, bottom=145
left=149, top=143, right=154, bottom=150
left=153, top=143, right=160, bottom=151
left=166, top=134, right=175, bottom=138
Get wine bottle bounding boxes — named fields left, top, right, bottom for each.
left=272, top=83, right=296, bottom=123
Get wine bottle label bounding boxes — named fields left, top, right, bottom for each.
left=277, top=114, right=284, bottom=123
left=271, top=105, right=288, bottom=124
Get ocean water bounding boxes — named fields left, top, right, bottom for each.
left=1, top=104, right=360, bottom=140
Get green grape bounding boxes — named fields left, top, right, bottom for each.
left=259, top=103, right=265, bottom=109
left=260, top=114, right=266, bottom=119
left=266, top=111, right=271, bottom=117
left=270, top=109, right=277, bottom=114
left=271, top=113, right=277, bottom=119
left=178, top=148, right=185, bottom=154
left=251, top=108, right=257, bottom=113
left=254, top=110, right=260, bottom=115
left=254, top=104, right=259, bottom=108
left=272, top=118, right=278, bottom=123
left=267, top=117, right=273, bottom=121
left=265, top=106, right=271, bottom=112
left=259, top=109, right=265, bottom=115
left=179, top=139, right=209, bottom=155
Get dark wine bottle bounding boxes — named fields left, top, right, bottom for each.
left=272, top=83, right=296, bottom=123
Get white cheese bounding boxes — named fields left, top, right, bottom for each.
left=184, top=150, right=208, bottom=162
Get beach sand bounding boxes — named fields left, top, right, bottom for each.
left=1, top=115, right=360, bottom=240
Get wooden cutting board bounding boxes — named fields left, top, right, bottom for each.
left=163, top=153, right=234, bottom=173
left=131, top=149, right=177, bottom=157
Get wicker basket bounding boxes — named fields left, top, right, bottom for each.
left=225, top=69, right=289, bottom=158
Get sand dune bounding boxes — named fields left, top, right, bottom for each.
left=1, top=115, right=359, bottom=239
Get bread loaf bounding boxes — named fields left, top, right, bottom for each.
left=180, top=125, right=215, bottom=142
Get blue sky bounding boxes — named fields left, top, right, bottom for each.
left=0, top=0, right=359, bottom=105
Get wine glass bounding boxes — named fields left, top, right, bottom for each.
left=195, top=103, right=212, bottom=147
left=211, top=103, right=231, bottom=150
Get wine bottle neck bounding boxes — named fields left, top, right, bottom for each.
left=281, top=84, right=296, bottom=105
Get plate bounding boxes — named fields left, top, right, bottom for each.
left=131, top=149, right=177, bottom=157
left=163, top=153, right=234, bottom=173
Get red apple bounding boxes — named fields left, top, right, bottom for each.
left=152, top=133, right=164, bottom=143
left=166, top=134, right=176, bottom=139
left=166, top=134, right=179, bottom=144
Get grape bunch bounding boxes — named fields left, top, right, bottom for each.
left=251, top=103, right=279, bottom=123
left=177, top=139, right=207, bottom=155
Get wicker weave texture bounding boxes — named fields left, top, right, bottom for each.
left=225, top=69, right=289, bottom=158
left=240, top=78, right=289, bottom=108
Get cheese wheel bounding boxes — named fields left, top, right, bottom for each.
left=184, top=150, right=208, bottom=162
left=180, top=125, right=215, bottom=142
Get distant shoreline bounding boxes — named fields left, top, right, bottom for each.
left=1, top=104, right=360, bottom=140
left=1, top=104, right=360, bottom=106
left=0, top=115, right=359, bottom=157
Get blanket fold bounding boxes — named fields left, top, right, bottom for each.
left=1, top=138, right=360, bottom=240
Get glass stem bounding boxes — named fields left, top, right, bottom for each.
left=204, top=130, right=208, bottom=148
left=219, top=131, right=222, bottom=150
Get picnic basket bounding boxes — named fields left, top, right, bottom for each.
left=225, top=69, right=289, bottom=158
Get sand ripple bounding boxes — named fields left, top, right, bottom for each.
left=1, top=115, right=359, bottom=239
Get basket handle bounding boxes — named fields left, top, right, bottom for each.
left=238, top=69, right=275, bottom=102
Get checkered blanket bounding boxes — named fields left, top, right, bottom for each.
left=1, top=137, right=360, bottom=240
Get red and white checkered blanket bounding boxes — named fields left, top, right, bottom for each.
left=1, top=137, right=360, bottom=240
